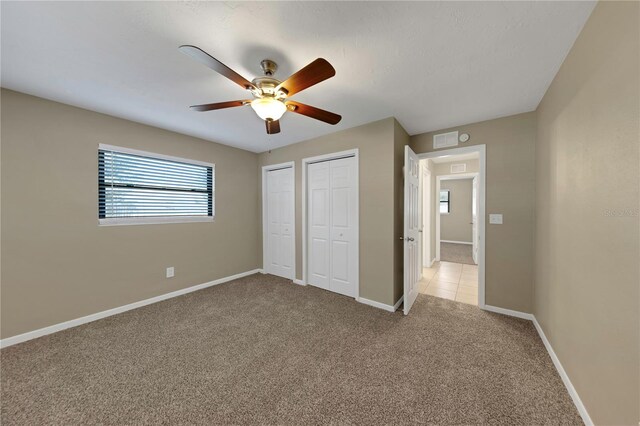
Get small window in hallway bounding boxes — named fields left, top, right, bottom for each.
left=440, top=190, right=450, bottom=213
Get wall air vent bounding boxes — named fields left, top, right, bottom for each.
left=451, top=163, right=466, bottom=173
left=433, top=131, right=459, bottom=149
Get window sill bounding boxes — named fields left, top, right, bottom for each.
left=99, top=216, right=214, bottom=226
left=440, top=212, right=450, bottom=215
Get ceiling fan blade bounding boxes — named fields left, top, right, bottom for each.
left=266, top=119, right=281, bottom=134
left=179, top=45, right=256, bottom=91
left=276, top=58, right=335, bottom=96
left=285, top=101, right=341, bottom=125
left=189, top=100, right=250, bottom=112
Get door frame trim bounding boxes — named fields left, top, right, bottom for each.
left=301, top=149, right=359, bottom=299
left=262, top=161, right=296, bottom=280
left=421, top=164, right=432, bottom=272
left=418, top=144, right=486, bottom=308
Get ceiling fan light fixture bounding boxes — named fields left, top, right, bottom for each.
left=179, top=47, right=341, bottom=133
left=250, top=98, right=286, bottom=121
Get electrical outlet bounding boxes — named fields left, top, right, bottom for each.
left=166, top=267, right=175, bottom=278
left=489, top=214, right=503, bottom=225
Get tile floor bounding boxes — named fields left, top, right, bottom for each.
left=419, top=261, right=478, bottom=305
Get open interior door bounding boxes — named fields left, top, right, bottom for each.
left=472, top=176, right=478, bottom=265
left=404, top=146, right=421, bottom=315
left=418, top=162, right=424, bottom=279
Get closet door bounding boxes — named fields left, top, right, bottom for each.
left=308, top=162, right=331, bottom=290
left=328, top=157, right=357, bottom=297
left=265, top=167, right=294, bottom=279
left=307, top=156, right=357, bottom=297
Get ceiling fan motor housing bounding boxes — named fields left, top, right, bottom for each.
left=260, top=59, right=278, bottom=76
left=251, top=76, right=287, bottom=99
left=252, top=60, right=288, bottom=99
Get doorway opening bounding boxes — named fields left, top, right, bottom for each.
left=403, top=145, right=486, bottom=314
left=437, top=174, right=478, bottom=265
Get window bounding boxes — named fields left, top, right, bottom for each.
left=440, top=190, right=450, bottom=214
left=98, top=144, right=214, bottom=225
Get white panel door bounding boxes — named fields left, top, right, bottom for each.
left=328, top=157, right=357, bottom=297
left=265, top=167, right=294, bottom=279
left=472, top=175, right=478, bottom=265
left=308, top=162, right=331, bottom=290
left=404, top=146, right=421, bottom=315
left=308, top=156, right=357, bottom=297
left=418, top=162, right=424, bottom=279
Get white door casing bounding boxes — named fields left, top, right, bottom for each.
left=307, top=155, right=358, bottom=297
left=404, top=146, right=421, bottom=315
left=422, top=164, right=432, bottom=267
left=262, top=164, right=294, bottom=280
left=472, top=175, right=478, bottom=265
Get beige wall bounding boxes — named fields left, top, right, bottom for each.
left=433, top=159, right=479, bottom=176
left=411, top=112, right=536, bottom=312
left=440, top=179, right=473, bottom=243
left=258, top=118, right=399, bottom=306
left=0, top=89, right=261, bottom=339
left=534, top=2, right=639, bottom=424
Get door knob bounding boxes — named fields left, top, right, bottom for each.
left=407, top=237, right=415, bottom=242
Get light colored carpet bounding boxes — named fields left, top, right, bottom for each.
left=440, top=242, right=475, bottom=264
left=1, top=274, right=581, bottom=425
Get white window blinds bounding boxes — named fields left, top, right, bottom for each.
left=98, top=146, right=214, bottom=221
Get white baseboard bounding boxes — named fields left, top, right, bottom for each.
left=481, top=304, right=592, bottom=425
left=0, top=269, right=261, bottom=349
left=393, top=295, right=404, bottom=311
left=357, top=296, right=403, bottom=313
left=532, top=317, right=593, bottom=426
left=441, top=240, right=473, bottom=245
left=482, top=304, right=534, bottom=320
left=293, top=279, right=306, bottom=286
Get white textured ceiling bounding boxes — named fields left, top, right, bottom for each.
left=1, top=1, right=595, bottom=153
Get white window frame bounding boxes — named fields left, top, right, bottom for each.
left=98, top=144, right=215, bottom=226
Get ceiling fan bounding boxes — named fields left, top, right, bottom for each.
left=179, top=45, right=342, bottom=135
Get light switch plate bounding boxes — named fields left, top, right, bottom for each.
left=489, top=214, right=503, bottom=224
left=166, top=267, right=175, bottom=278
